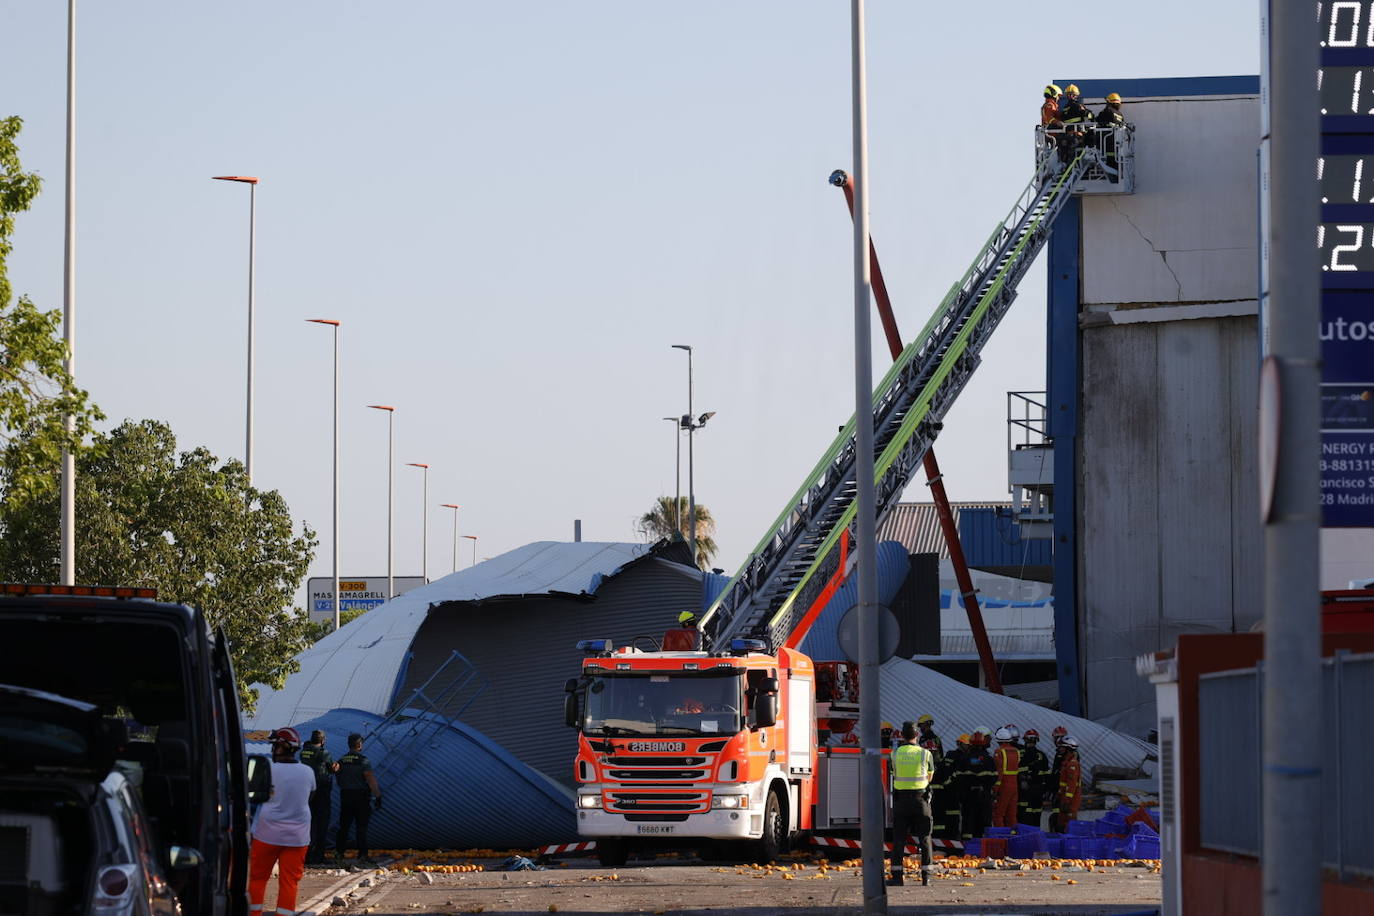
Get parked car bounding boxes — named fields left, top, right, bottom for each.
left=0, top=586, right=271, bottom=915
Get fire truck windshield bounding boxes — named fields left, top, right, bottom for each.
left=583, top=669, right=742, bottom=737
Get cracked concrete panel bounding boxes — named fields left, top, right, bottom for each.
left=1081, top=95, right=1259, bottom=306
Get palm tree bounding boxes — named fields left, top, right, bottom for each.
left=637, top=496, right=718, bottom=570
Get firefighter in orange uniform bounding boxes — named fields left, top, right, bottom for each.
left=1055, top=736, right=1082, bottom=832
left=991, top=727, right=1021, bottom=827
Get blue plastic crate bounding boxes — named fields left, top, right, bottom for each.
left=1008, top=832, right=1044, bottom=858
left=1125, top=835, right=1161, bottom=859
left=1044, top=835, right=1065, bottom=857
left=1082, top=837, right=1116, bottom=859
left=1095, top=819, right=1127, bottom=837
left=1061, top=836, right=1085, bottom=858
left=985, top=826, right=1014, bottom=837
left=1068, top=819, right=1097, bottom=836
left=964, top=838, right=981, bottom=857
left=1130, top=821, right=1159, bottom=837
left=1014, top=824, right=1042, bottom=835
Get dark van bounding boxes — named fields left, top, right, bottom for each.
left=0, top=585, right=267, bottom=916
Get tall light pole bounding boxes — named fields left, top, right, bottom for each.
left=848, top=1, right=885, bottom=909
left=462, top=534, right=479, bottom=569
left=212, top=175, right=259, bottom=485
left=441, top=504, right=460, bottom=573
left=671, top=345, right=715, bottom=567
left=59, top=0, right=77, bottom=585
left=661, top=416, right=682, bottom=535
left=368, top=405, right=396, bottom=599
left=406, top=463, right=429, bottom=581
left=308, top=319, right=341, bottom=630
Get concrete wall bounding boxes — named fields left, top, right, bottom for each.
left=1073, top=85, right=1263, bottom=734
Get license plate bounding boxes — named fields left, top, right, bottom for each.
left=636, top=824, right=675, bottom=835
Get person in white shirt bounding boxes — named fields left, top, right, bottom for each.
left=248, top=727, right=317, bottom=916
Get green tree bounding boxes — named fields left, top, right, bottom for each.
left=0, top=420, right=317, bottom=714
left=637, top=495, right=718, bottom=570
left=0, top=116, right=101, bottom=499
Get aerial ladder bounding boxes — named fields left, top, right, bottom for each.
left=699, top=144, right=1109, bottom=654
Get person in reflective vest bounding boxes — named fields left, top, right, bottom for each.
left=1055, top=736, right=1082, bottom=832
left=928, top=739, right=960, bottom=840
left=1057, top=84, right=1092, bottom=163
left=662, top=610, right=702, bottom=651
left=1017, top=728, right=1050, bottom=828
left=1094, top=92, right=1126, bottom=180
left=916, top=714, right=943, bottom=760
left=991, top=728, right=1021, bottom=827
left=887, top=722, right=935, bottom=887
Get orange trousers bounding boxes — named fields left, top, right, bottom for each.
left=249, top=839, right=308, bottom=915
left=1055, top=792, right=1081, bottom=832
left=992, top=777, right=1019, bottom=827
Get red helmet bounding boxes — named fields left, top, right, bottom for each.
left=1023, top=728, right=1040, bottom=740
left=270, top=727, right=302, bottom=750
left=972, top=732, right=990, bottom=747
left=1052, top=725, right=1068, bottom=743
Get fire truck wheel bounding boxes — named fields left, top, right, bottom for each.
left=597, top=838, right=629, bottom=867
left=753, top=790, right=784, bottom=863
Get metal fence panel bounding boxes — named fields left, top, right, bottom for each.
left=1198, top=669, right=1262, bottom=855
left=1335, top=655, right=1374, bottom=877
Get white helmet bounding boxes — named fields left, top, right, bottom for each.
left=994, top=727, right=1014, bottom=742
left=1062, top=736, right=1079, bottom=749
left=1003, top=723, right=1021, bottom=740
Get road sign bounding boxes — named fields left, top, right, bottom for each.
left=306, top=576, right=427, bottom=625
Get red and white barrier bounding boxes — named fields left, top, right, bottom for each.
left=810, top=835, right=964, bottom=854
left=537, top=841, right=598, bottom=858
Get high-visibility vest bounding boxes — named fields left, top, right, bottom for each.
left=892, top=744, right=933, bottom=790
left=995, top=745, right=1020, bottom=778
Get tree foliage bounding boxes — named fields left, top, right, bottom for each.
left=0, top=420, right=318, bottom=713
left=0, top=116, right=102, bottom=499
left=637, top=495, right=718, bottom=570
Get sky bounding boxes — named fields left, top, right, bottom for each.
left=2, top=2, right=1260, bottom=600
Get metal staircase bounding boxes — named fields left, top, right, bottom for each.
left=700, top=151, right=1091, bottom=653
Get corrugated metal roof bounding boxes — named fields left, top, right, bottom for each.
left=270, top=708, right=576, bottom=849
left=245, top=541, right=659, bottom=729
left=878, top=658, right=1156, bottom=774
left=879, top=502, right=1012, bottom=558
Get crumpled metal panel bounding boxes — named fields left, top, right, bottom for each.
left=244, top=542, right=656, bottom=729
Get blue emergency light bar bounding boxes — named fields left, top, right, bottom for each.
left=729, top=638, right=767, bottom=655
left=577, top=638, right=612, bottom=654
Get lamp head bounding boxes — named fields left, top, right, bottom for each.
left=212, top=175, right=259, bottom=185
left=306, top=318, right=340, bottom=327
left=698, top=411, right=716, bottom=426
left=671, top=344, right=692, bottom=352
left=406, top=463, right=429, bottom=469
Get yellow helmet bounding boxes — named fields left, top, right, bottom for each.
left=1105, top=92, right=1122, bottom=104
left=678, top=610, right=697, bottom=625
left=1065, top=83, right=1080, bottom=96
left=958, top=733, right=971, bottom=745
left=917, top=714, right=934, bottom=726
left=1043, top=83, right=1061, bottom=99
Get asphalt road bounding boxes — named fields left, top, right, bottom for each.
left=285, top=855, right=1162, bottom=916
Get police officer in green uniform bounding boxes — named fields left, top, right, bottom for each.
left=300, top=730, right=338, bottom=864
left=888, top=721, right=935, bottom=887
left=335, top=733, right=382, bottom=865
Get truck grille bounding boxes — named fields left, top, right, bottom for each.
left=607, top=769, right=705, bottom=781
left=605, top=791, right=710, bottom=814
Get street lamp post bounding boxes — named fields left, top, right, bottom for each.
left=406, top=463, right=429, bottom=581
left=661, top=416, right=682, bottom=535
left=671, top=345, right=714, bottom=568
left=441, top=504, right=461, bottom=573
left=307, top=319, right=341, bottom=630
left=212, top=175, right=260, bottom=485
left=368, top=405, right=396, bottom=599
left=462, top=534, right=479, bottom=569
left=60, top=0, right=77, bottom=586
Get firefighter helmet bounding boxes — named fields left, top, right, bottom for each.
left=1024, top=728, right=1040, bottom=741
left=678, top=610, right=697, bottom=625
left=1065, top=83, right=1080, bottom=96
left=958, top=733, right=971, bottom=745
left=1062, top=736, right=1079, bottom=749
left=270, top=727, right=302, bottom=751
left=1105, top=92, right=1122, bottom=104
left=918, top=714, right=934, bottom=726
left=995, top=727, right=1014, bottom=742
left=1044, top=83, right=1062, bottom=98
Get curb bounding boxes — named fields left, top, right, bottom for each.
left=297, top=867, right=384, bottom=914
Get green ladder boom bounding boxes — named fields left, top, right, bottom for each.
left=700, top=152, right=1090, bottom=652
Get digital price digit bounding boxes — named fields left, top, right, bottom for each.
left=1322, top=1, right=1374, bottom=47
left=1318, top=155, right=1374, bottom=201
left=1318, top=67, right=1374, bottom=114
left=1317, top=222, right=1374, bottom=271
